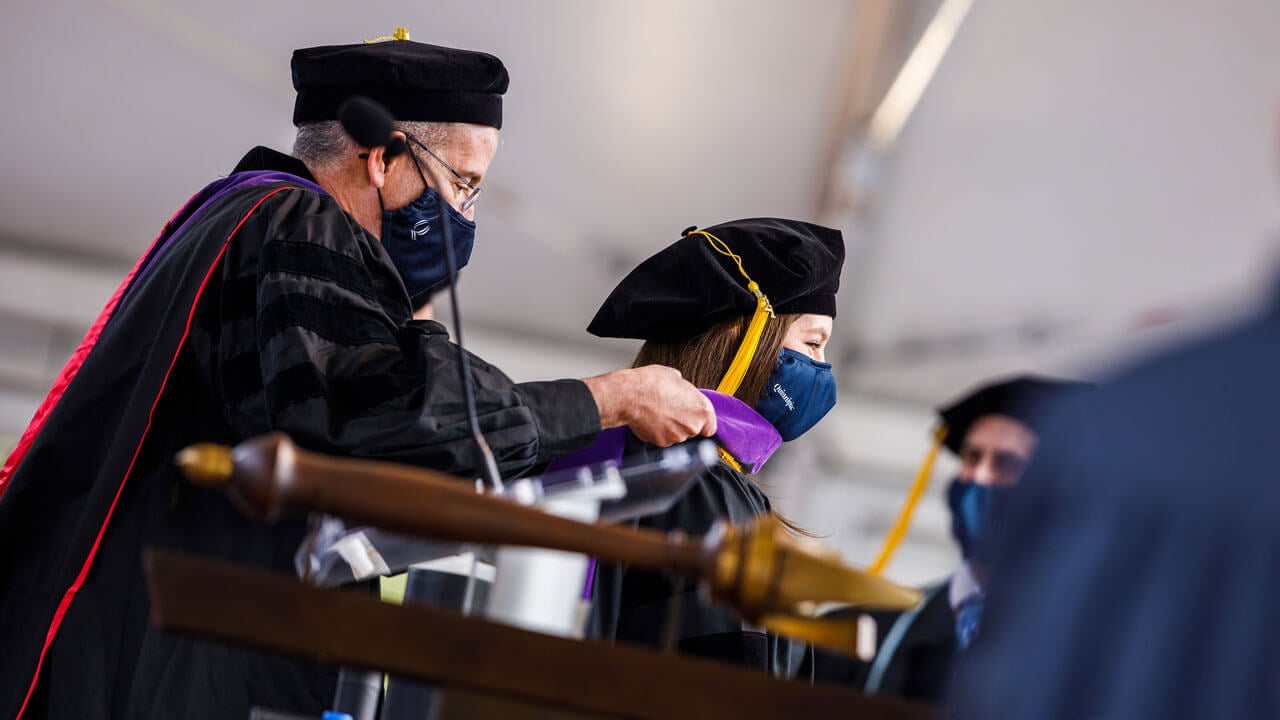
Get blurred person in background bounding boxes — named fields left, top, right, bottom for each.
left=0, top=32, right=715, bottom=720
left=954, top=298, right=1280, bottom=718
left=552, top=219, right=843, bottom=676
left=848, top=377, right=1089, bottom=704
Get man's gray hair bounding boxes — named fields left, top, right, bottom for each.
left=294, top=120, right=452, bottom=170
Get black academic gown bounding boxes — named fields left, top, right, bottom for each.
left=801, top=581, right=956, bottom=704
left=862, top=580, right=957, bottom=703
left=0, top=148, right=601, bottom=720
left=953, top=295, right=1280, bottom=719
left=591, top=439, right=804, bottom=678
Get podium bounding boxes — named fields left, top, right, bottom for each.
left=147, top=551, right=934, bottom=720
left=152, top=434, right=939, bottom=719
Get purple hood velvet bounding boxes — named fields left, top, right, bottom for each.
left=122, top=170, right=325, bottom=300
left=547, top=389, right=782, bottom=474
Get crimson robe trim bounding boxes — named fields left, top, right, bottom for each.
left=12, top=187, right=295, bottom=720
left=0, top=192, right=202, bottom=497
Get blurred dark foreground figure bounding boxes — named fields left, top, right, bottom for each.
left=953, top=293, right=1280, bottom=719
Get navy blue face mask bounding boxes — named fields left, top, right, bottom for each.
left=755, top=348, right=837, bottom=441
left=946, top=478, right=1015, bottom=564
left=381, top=186, right=476, bottom=307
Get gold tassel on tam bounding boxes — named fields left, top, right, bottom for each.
left=684, top=228, right=777, bottom=472
left=682, top=228, right=776, bottom=397
left=365, top=27, right=412, bottom=44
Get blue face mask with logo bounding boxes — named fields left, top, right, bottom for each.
left=946, top=478, right=1015, bottom=564
left=381, top=187, right=476, bottom=307
left=755, top=348, right=837, bottom=441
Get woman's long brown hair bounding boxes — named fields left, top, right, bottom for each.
left=633, top=313, right=818, bottom=537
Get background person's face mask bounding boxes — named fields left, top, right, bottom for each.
left=381, top=186, right=476, bottom=307
left=946, top=478, right=1015, bottom=564
left=755, top=348, right=837, bottom=441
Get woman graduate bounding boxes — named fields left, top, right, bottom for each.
left=576, top=218, right=844, bottom=676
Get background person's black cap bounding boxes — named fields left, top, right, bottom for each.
left=291, top=29, right=509, bottom=128
left=588, top=217, right=845, bottom=340
left=938, top=375, right=1093, bottom=454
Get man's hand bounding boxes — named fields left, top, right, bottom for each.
left=582, top=366, right=717, bottom=447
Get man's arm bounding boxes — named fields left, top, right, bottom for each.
left=198, top=189, right=597, bottom=478
left=210, top=190, right=714, bottom=477
left=583, top=365, right=717, bottom=446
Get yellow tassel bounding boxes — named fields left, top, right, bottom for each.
left=715, top=293, right=772, bottom=396
left=684, top=229, right=776, bottom=397
left=717, top=447, right=744, bottom=472
left=867, top=425, right=948, bottom=576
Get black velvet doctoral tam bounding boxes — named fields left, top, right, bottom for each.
left=292, top=35, right=509, bottom=128
left=938, top=376, right=1092, bottom=454
left=588, top=217, right=845, bottom=341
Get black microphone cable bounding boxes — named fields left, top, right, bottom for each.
left=435, top=193, right=504, bottom=493
left=434, top=194, right=501, bottom=620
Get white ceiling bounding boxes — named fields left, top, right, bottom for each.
left=0, top=0, right=852, bottom=295
left=842, top=0, right=1280, bottom=399
left=0, top=0, right=859, bottom=395
left=1, top=0, right=1278, bottom=429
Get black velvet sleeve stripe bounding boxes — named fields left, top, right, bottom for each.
left=264, top=363, right=327, bottom=416
left=259, top=240, right=379, bottom=305
left=258, top=293, right=395, bottom=348
left=265, top=361, right=431, bottom=417
left=328, top=370, right=430, bottom=414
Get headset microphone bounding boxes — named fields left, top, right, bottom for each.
left=337, top=95, right=408, bottom=158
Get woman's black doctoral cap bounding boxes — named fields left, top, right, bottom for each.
left=588, top=218, right=845, bottom=340
left=937, top=375, right=1093, bottom=454
left=291, top=28, right=509, bottom=128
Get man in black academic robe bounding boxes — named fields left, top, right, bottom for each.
left=0, top=34, right=715, bottom=720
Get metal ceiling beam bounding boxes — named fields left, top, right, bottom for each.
left=816, top=0, right=926, bottom=226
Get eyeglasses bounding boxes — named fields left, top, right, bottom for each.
left=405, top=134, right=483, bottom=213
